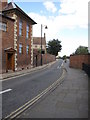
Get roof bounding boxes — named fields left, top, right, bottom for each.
left=4, top=47, right=16, bottom=53
left=0, top=12, right=15, bottom=21
left=33, top=37, right=46, bottom=45
left=2, top=2, right=37, bottom=25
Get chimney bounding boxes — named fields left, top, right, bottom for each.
left=0, top=0, right=7, bottom=11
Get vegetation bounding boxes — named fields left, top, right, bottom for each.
left=62, top=55, right=67, bottom=60
left=47, top=39, right=62, bottom=56
left=74, top=46, right=89, bottom=55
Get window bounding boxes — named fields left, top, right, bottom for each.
left=26, top=45, right=29, bottom=54
left=26, top=24, right=29, bottom=39
left=19, top=20, right=22, bottom=36
left=0, top=22, right=7, bottom=31
left=19, top=44, right=23, bottom=54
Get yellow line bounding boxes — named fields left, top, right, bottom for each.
left=4, top=68, right=66, bottom=120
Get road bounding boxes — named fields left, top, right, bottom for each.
left=2, top=59, right=63, bottom=118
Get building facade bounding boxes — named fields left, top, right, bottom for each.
left=0, top=13, right=15, bottom=73
left=33, top=33, right=46, bottom=66
left=0, top=1, right=36, bottom=73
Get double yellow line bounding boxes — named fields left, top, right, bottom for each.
left=4, top=68, right=67, bottom=120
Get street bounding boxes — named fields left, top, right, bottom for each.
left=2, top=59, right=63, bottom=118
left=18, top=60, right=88, bottom=118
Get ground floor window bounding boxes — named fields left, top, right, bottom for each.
left=26, top=45, right=29, bottom=54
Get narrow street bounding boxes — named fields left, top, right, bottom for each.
left=18, top=60, right=88, bottom=118
left=2, top=59, right=63, bottom=118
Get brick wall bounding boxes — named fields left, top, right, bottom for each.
left=16, top=15, right=32, bottom=70
left=1, top=17, right=14, bottom=73
left=33, top=53, right=56, bottom=67
left=70, top=54, right=90, bottom=69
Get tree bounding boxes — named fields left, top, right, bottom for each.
left=62, top=55, right=67, bottom=60
left=75, top=46, right=89, bottom=55
left=47, top=39, right=62, bottom=56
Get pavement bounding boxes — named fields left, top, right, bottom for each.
left=18, top=60, right=88, bottom=118
left=0, top=61, right=56, bottom=80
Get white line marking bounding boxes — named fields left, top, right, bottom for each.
left=57, top=66, right=59, bottom=69
left=61, top=61, right=64, bottom=67
left=57, top=61, right=64, bottom=69
left=0, top=89, right=12, bottom=94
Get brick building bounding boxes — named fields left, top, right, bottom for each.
left=0, top=1, right=36, bottom=73
left=33, top=33, right=46, bottom=66
left=0, top=13, right=15, bottom=73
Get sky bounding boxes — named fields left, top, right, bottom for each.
left=9, top=0, right=89, bottom=56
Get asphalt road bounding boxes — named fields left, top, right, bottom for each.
left=2, top=59, right=63, bottom=118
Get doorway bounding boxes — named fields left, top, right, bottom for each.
left=5, top=47, right=16, bottom=72
left=7, top=53, right=13, bottom=70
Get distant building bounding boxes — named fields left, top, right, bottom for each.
left=0, top=0, right=36, bottom=73
left=33, top=33, right=46, bottom=66
left=33, top=33, right=46, bottom=54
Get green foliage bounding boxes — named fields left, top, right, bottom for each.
left=38, top=49, right=41, bottom=53
left=62, top=55, right=67, bottom=60
left=75, top=46, right=89, bottom=55
left=47, top=39, right=62, bottom=56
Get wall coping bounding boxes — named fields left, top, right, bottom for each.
left=70, top=54, right=90, bottom=56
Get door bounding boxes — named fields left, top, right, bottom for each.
left=7, top=53, right=13, bottom=70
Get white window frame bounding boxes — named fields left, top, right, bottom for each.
left=26, top=45, right=29, bottom=54
left=26, top=24, right=29, bottom=39
left=19, top=44, right=23, bottom=54
left=19, top=20, right=22, bottom=36
left=0, top=22, right=7, bottom=31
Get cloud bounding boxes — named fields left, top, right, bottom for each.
left=59, top=0, right=89, bottom=28
left=59, top=35, right=88, bottom=56
left=43, top=1, right=57, bottom=13
left=28, top=0, right=89, bottom=56
left=59, top=0, right=77, bottom=14
left=59, top=0, right=89, bottom=14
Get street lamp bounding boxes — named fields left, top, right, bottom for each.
left=41, top=24, right=48, bottom=66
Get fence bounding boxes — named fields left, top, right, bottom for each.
left=82, top=63, right=90, bottom=77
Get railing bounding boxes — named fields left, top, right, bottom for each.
left=82, top=63, right=90, bottom=77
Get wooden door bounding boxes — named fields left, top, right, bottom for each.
left=7, top=53, right=13, bottom=70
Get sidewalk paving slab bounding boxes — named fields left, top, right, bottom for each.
left=18, top=60, right=88, bottom=118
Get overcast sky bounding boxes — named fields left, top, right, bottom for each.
left=9, top=0, right=89, bottom=56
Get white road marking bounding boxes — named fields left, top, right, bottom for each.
left=0, top=89, right=12, bottom=94
left=5, top=68, right=66, bottom=119
left=57, top=66, right=60, bottom=69
left=61, top=61, right=64, bottom=67
left=57, top=61, right=64, bottom=69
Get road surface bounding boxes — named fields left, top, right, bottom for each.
left=2, top=59, right=63, bottom=118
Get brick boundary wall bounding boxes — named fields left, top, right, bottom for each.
left=70, top=54, right=90, bottom=69
left=33, top=53, right=56, bottom=67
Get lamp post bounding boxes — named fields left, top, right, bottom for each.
left=41, top=24, right=48, bottom=66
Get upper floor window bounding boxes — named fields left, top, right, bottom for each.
left=19, top=44, right=23, bottom=54
left=26, top=45, right=29, bottom=54
left=0, top=22, right=7, bottom=32
left=26, top=24, right=29, bottom=39
left=19, top=20, right=22, bottom=36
